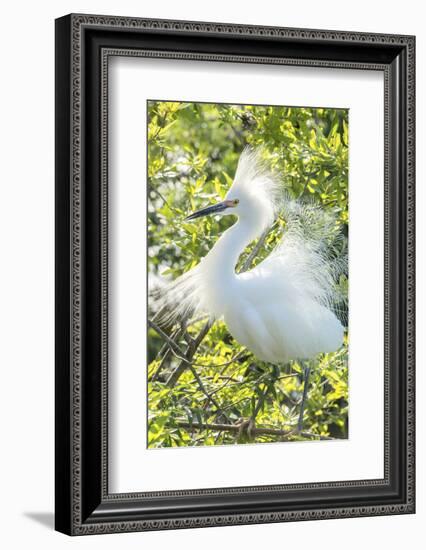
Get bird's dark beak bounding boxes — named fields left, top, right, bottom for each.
left=185, top=200, right=230, bottom=221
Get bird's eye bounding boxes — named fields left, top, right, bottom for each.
left=233, top=199, right=239, bottom=205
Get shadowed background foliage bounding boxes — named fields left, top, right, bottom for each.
left=147, top=100, right=348, bottom=448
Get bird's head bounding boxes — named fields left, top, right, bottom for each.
left=185, top=148, right=280, bottom=230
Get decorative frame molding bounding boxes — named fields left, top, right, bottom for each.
left=55, top=13, right=415, bottom=536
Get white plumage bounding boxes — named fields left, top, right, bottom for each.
left=153, top=148, right=345, bottom=364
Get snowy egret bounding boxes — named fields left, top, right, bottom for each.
left=155, top=148, right=345, bottom=367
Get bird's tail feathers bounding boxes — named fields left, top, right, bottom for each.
left=149, top=264, right=210, bottom=329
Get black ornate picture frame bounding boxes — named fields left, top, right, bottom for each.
left=55, top=13, right=415, bottom=535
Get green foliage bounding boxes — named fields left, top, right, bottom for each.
left=147, top=100, right=349, bottom=447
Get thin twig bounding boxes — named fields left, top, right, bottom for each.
left=251, top=367, right=292, bottom=421
left=150, top=186, right=179, bottom=213
left=277, top=373, right=300, bottom=381
left=149, top=319, right=230, bottom=419
left=166, top=321, right=213, bottom=387
left=252, top=384, right=270, bottom=420
left=151, top=326, right=186, bottom=382
left=148, top=319, right=187, bottom=358
left=187, top=364, right=229, bottom=421
left=219, top=396, right=250, bottom=412
left=297, top=170, right=317, bottom=199
left=148, top=319, right=245, bottom=372
left=207, top=366, right=251, bottom=397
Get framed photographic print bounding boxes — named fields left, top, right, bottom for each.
left=55, top=14, right=415, bottom=535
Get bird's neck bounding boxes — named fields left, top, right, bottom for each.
left=205, top=217, right=263, bottom=278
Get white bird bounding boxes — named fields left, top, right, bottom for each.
left=153, top=148, right=345, bottom=366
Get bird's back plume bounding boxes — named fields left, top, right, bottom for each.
left=262, top=198, right=348, bottom=325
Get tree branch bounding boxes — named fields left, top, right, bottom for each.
left=166, top=320, right=212, bottom=387
left=240, top=228, right=269, bottom=272
left=187, top=364, right=229, bottom=421
left=148, top=319, right=187, bottom=358
left=148, top=319, right=244, bottom=374
left=175, top=420, right=295, bottom=439
left=150, top=325, right=186, bottom=382
left=175, top=421, right=335, bottom=441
